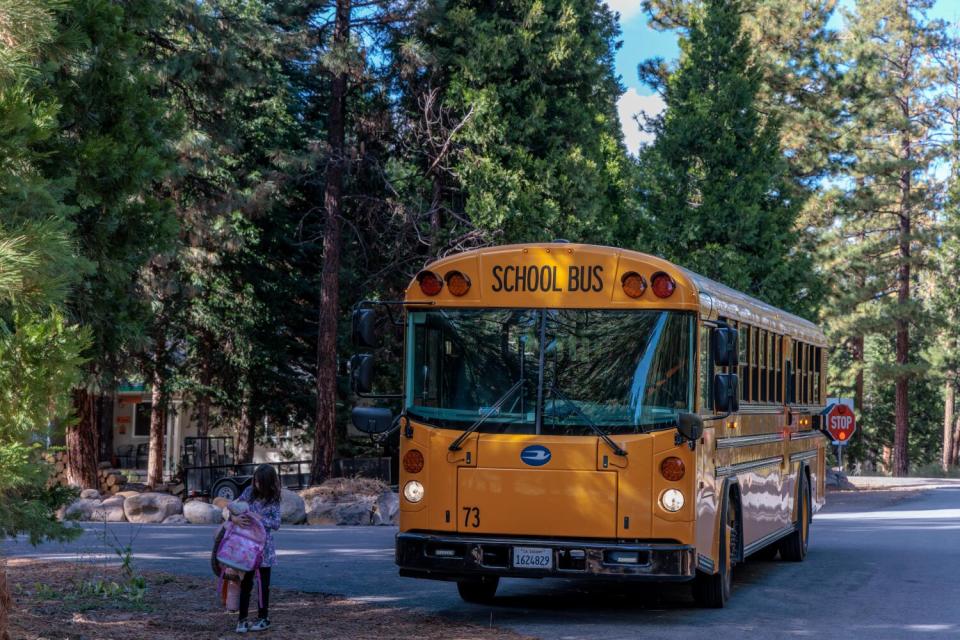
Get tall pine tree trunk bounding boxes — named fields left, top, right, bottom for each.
left=146, top=371, right=165, bottom=487
left=893, top=127, right=911, bottom=477
left=98, top=392, right=113, bottom=463
left=237, top=386, right=255, bottom=464
left=67, top=388, right=100, bottom=489
left=850, top=334, right=865, bottom=411
left=196, top=330, right=214, bottom=438
left=311, top=0, right=351, bottom=485
left=944, top=379, right=955, bottom=472
left=953, top=412, right=960, bottom=465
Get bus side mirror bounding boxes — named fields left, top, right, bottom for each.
left=712, top=326, right=738, bottom=368
left=352, top=309, right=379, bottom=348
left=677, top=412, right=704, bottom=442
left=350, top=354, right=375, bottom=393
left=351, top=407, right=394, bottom=434
left=713, top=373, right=739, bottom=413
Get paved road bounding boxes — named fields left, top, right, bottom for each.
left=7, top=487, right=960, bottom=639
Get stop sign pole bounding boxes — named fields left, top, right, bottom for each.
left=821, top=403, right=857, bottom=472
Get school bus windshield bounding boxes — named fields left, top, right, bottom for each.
left=406, top=309, right=695, bottom=435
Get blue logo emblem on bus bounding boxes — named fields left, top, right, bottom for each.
left=520, top=445, right=551, bottom=466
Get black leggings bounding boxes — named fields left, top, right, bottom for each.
left=239, top=566, right=271, bottom=621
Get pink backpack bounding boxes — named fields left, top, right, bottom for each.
left=216, top=519, right=267, bottom=572
left=214, top=519, right=267, bottom=609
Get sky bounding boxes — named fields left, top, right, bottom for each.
left=611, top=0, right=960, bottom=155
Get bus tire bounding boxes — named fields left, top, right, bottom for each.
left=456, top=576, right=499, bottom=603
left=693, top=490, right=736, bottom=608
left=780, top=474, right=811, bottom=562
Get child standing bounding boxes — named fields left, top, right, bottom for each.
left=230, top=464, right=281, bottom=633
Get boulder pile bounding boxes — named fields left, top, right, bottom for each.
left=59, top=491, right=185, bottom=524
left=301, top=478, right=398, bottom=526
left=58, top=478, right=398, bottom=527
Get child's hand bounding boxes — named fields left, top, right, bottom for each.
left=233, top=513, right=253, bottom=527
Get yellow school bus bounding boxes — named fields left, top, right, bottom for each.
left=351, top=242, right=827, bottom=607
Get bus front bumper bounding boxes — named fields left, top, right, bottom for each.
left=396, top=532, right=696, bottom=582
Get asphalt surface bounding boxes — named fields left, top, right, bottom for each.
left=6, top=487, right=960, bottom=639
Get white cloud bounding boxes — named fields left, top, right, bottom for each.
left=617, top=88, right=665, bottom=155
left=605, top=0, right=645, bottom=22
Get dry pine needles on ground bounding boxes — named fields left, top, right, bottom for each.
left=299, top=477, right=390, bottom=503
left=7, top=559, right=529, bottom=640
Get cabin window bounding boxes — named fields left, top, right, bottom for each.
left=750, top=327, right=759, bottom=402
left=133, top=402, right=152, bottom=437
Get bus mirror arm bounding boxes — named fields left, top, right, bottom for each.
left=702, top=412, right=732, bottom=423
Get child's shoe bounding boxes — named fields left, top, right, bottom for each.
left=236, top=619, right=251, bottom=633
left=250, top=618, right=271, bottom=631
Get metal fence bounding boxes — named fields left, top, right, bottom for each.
left=183, top=459, right=312, bottom=497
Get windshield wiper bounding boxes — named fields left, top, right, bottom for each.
left=449, top=379, right=525, bottom=451
left=547, top=386, right=627, bottom=457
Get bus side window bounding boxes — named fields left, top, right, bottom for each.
left=738, top=322, right=748, bottom=403
left=790, top=341, right=798, bottom=405
left=812, top=346, right=821, bottom=404
left=699, top=324, right=712, bottom=411
left=802, top=343, right=810, bottom=404
left=751, top=327, right=760, bottom=402
left=775, top=336, right=782, bottom=404
left=757, top=329, right=767, bottom=402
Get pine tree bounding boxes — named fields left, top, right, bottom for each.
left=833, top=0, right=945, bottom=476
left=638, top=0, right=818, bottom=316
left=641, top=0, right=842, bottom=186
left=409, top=0, right=634, bottom=246
left=932, top=31, right=960, bottom=471
left=0, top=0, right=86, bottom=546
left=35, top=0, right=181, bottom=488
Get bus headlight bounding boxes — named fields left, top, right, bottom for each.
left=403, top=480, right=425, bottom=503
left=660, top=488, right=685, bottom=512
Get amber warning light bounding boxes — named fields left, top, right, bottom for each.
left=417, top=270, right=443, bottom=296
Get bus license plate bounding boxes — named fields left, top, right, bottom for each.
left=513, top=547, right=552, bottom=570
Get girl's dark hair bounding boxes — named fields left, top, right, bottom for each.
left=251, top=464, right=281, bottom=504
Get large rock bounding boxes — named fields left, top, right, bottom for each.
left=123, top=492, right=183, bottom=524
left=163, top=514, right=189, bottom=525
left=115, top=490, right=142, bottom=499
left=281, top=489, right=306, bottom=524
left=212, top=497, right=231, bottom=511
left=184, top=500, right=224, bottom=525
left=80, top=489, right=101, bottom=500
left=90, top=496, right=126, bottom=522
left=826, top=469, right=856, bottom=491
left=61, top=499, right=100, bottom=521
left=372, top=491, right=399, bottom=526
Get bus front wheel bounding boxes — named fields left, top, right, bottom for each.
left=456, top=576, right=499, bottom=603
left=693, top=490, right=737, bottom=608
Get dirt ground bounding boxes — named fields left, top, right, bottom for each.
left=6, top=559, right=530, bottom=640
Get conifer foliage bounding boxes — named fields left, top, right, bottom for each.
left=638, top=0, right=818, bottom=317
